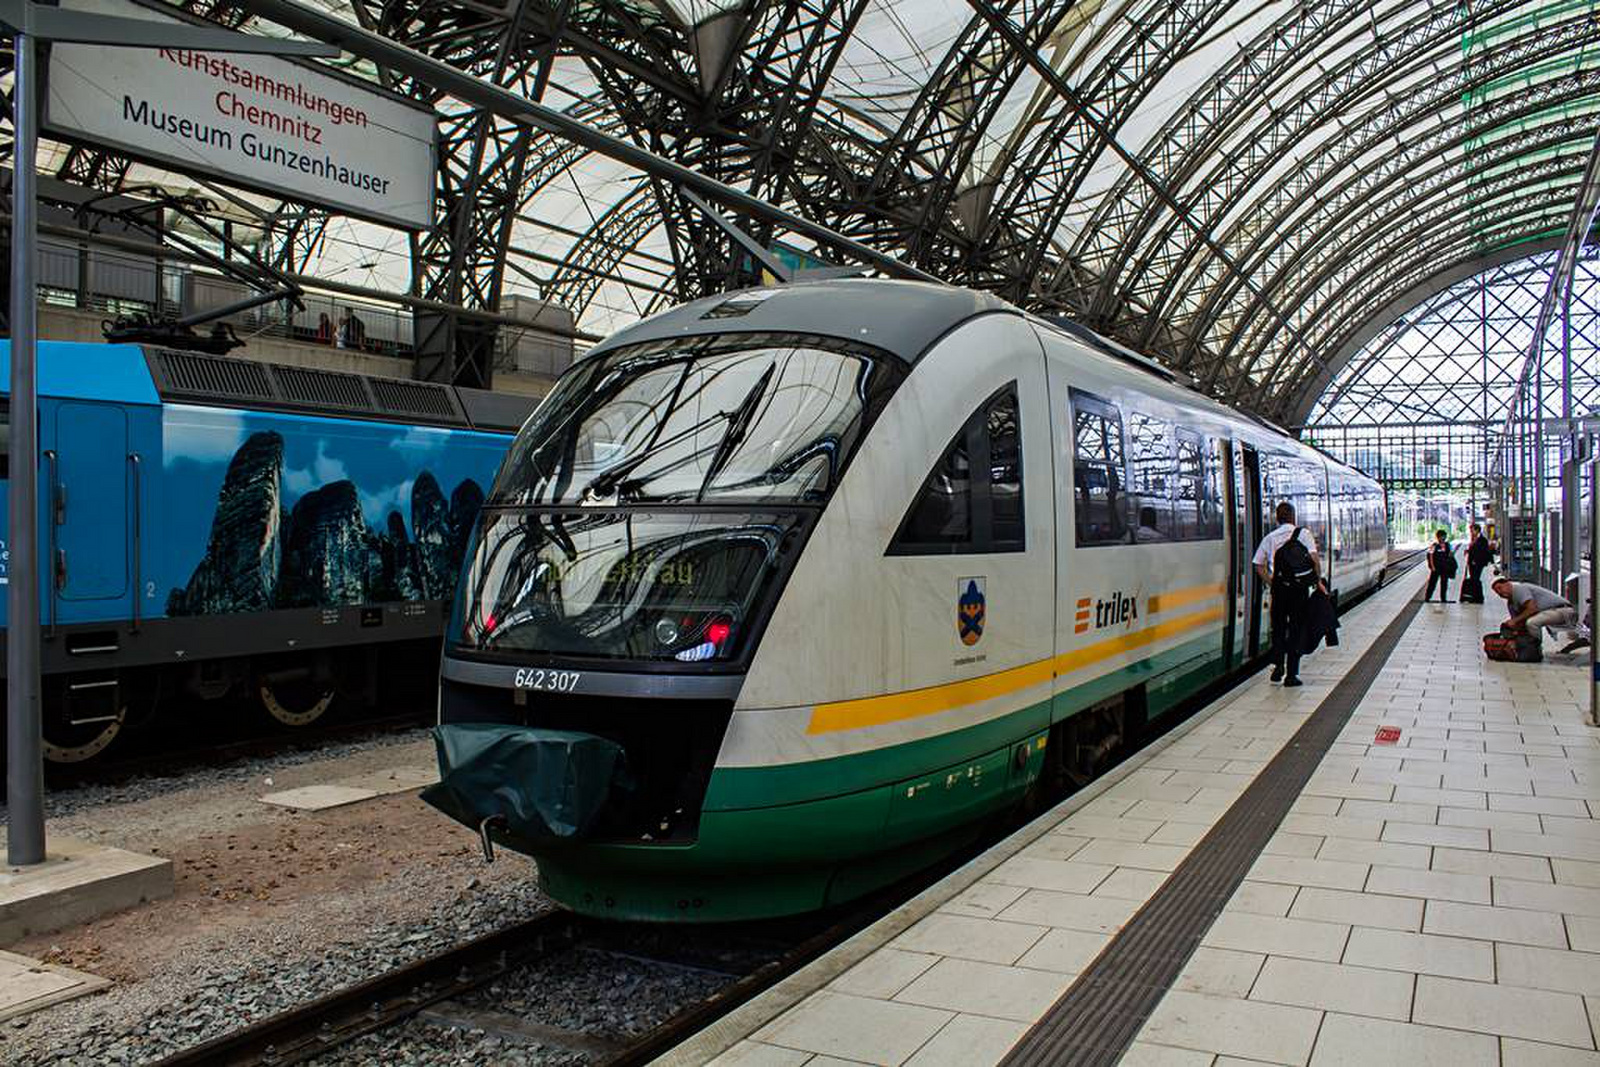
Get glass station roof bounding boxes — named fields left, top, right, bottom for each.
left=19, top=0, right=1600, bottom=418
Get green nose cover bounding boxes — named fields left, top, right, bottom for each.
left=421, top=723, right=635, bottom=844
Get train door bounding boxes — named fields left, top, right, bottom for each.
left=1240, top=445, right=1264, bottom=658
left=51, top=402, right=130, bottom=606
left=1221, top=441, right=1245, bottom=669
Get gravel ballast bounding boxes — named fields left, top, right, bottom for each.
left=0, top=731, right=559, bottom=1066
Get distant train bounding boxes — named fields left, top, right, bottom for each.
left=422, top=280, right=1389, bottom=922
left=0, top=342, right=532, bottom=762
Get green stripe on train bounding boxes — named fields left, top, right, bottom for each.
left=705, top=628, right=1227, bottom=811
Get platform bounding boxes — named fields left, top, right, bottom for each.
left=670, top=568, right=1600, bottom=1066
left=259, top=762, right=436, bottom=811
left=0, top=835, right=172, bottom=946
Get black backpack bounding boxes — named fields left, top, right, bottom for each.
left=1273, top=527, right=1317, bottom=590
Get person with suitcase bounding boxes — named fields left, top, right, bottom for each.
left=1462, top=522, right=1493, bottom=603
left=1424, top=529, right=1456, bottom=603
left=1253, top=501, right=1321, bottom=688
left=1490, top=577, right=1576, bottom=651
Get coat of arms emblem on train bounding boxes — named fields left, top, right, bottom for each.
left=958, top=577, right=986, bottom=646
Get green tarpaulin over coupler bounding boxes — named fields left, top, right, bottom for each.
left=421, top=723, right=634, bottom=843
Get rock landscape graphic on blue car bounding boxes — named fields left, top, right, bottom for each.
left=168, top=428, right=484, bottom=615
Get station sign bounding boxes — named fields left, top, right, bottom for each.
left=43, top=0, right=436, bottom=230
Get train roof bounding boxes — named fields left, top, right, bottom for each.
left=0, top=341, right=536, bottom=433
left=587, top=278, right=1014, bottom=364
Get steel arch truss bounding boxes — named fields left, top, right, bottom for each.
left=19, top=0, right=1598, bottom=407
left=1303, top=250, right=1600, bottom=492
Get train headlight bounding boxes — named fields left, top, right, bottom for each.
left=655, top=618, right=680, bottom=647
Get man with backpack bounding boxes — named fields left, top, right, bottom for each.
left=1253, top=501, right=1322, bottom=688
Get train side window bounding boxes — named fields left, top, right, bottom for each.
left=889, top=383, right=1024, bottom=555
left=1200, top=437, right=1225, bottom=539
left=1173, top=432, right=1206, bottom=540
left=1127, top=411, right=1173, bottom=543
left=987, top=389, right=1025, bottom=550
left=1070, top=388, right=1127, bottom=547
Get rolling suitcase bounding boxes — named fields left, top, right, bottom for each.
left=1483, top=630, right=1541, bottom=662
left=1461, top=575, right=1484, bottom=603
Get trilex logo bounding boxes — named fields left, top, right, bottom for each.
left=1095, top=591, right=1139, bottom=630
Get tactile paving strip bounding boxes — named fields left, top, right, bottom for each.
left=1001, top=592, right=1425, bottom=1066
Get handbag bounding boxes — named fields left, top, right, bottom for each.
left=1483, top=630, right=1541, bottom=663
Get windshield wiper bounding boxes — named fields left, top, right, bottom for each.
left=579, top=408, right=733, bottom=503
left=697, top=364, right=773, bottom=503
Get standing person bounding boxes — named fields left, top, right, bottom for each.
left=1463, top=522, right=1493, bottom=603
left=1424, top=529, right=1455, bottom=603
left=337, top=309, right=366, bottom=350
left=315, top=312, right=333, bottom=345
left=1253, top=501, right=1321, bottom=688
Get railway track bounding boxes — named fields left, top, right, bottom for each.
left=149, top=900, right=887, bottom=1066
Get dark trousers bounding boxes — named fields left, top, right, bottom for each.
left=1425, top=570, right=1451, bottom=602
left=1464, top=562, right=1487, bottom=602
left=1270, top=586, right=1305, bottom=679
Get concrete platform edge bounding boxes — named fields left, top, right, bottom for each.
left=0, top=837, right=174, bottom=947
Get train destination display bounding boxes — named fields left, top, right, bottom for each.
left=44, top=0, right=435, bottom=229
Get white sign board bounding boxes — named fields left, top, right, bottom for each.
left=44, top=0, right=436, bottom=229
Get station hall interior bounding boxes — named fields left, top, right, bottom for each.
left=1, top=1, right=1600, bottom=1065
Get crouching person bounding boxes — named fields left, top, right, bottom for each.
left=1491, top=577, right=1576, bottom=651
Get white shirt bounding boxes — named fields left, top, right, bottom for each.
left=1253, top=522, right=1317, bottom=574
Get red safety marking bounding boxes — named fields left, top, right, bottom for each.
left=1374, top=726, right=1402, bottom=744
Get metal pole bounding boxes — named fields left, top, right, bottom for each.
left=7, top=29, right=44, bottom=867
left=1591, top=456, right=1600, bottom=728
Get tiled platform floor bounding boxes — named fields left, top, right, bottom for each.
left=1126, top=589, right=1600, bottom=1067
left=692, top=567, right=1528, bottom=1066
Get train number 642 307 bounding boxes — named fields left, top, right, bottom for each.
left=512, top=668, right=582, bottom=692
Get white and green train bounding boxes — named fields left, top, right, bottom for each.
left=423, top=279, right=1388, bottom=922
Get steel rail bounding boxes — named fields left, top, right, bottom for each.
left=145, top=886, right=891, bottom=1067
left=151, top=910, right=591, bottom=1066
left=239, top=0, right=941, bottom=286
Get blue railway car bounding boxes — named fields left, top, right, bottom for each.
left=0, top=341, right=533, bottom=762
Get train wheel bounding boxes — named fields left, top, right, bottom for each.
left=258, top=674, right=336, bottom=727
left=42, top=676, right=127, bottom=764
left=43, top=714, right=125, bottom=764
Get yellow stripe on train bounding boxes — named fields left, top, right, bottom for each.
left=806, top=603, right=1226, bottom=735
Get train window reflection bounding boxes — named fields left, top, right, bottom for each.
left=988, top=390, right=1024, bottom=549
left=1071, top=389, right=1127, bottom=547
left=489, top=332, right=901, bottom=507
left=1127, top=412, right=1174, bottom=543
left=898, top=423, right=972, bottom=548
left=890, top=383, right=1024, bottom=555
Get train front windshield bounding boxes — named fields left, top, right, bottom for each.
left=450, top=332, right=900, bottom=663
